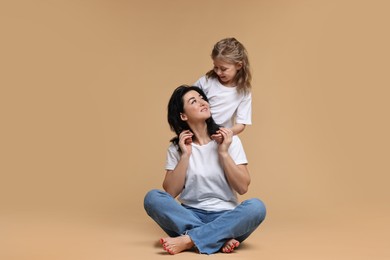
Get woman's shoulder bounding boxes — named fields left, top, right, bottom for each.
left=167, top=142, right=179, bottom=153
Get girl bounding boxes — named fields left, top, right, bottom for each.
left=144, top=85, right=266, bottom=255
left=194, top=37, right=252, bottom=141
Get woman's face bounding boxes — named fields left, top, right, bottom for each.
left=181, top=90, right=210, bottom=122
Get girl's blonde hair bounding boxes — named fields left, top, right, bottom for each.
left=206, top=37, right=252, bottom=94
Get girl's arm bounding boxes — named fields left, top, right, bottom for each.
left=211, top=124, right=246, bottom=144
left=217, top=128, right=251, bottom=195
left=231, top=123, right=246, bottom=135
left=234, top=90, right=251, bottom=135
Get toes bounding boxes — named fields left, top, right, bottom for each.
left=222, top=240, right=240, bottom=253
left=223, top=245, right=232, bottom=253
left=163, top=245, right=173, bottom=254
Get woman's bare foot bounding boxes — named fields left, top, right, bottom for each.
left=160, top=235, right=194, bottom=255
left=221, top=239, right=240, bottom=253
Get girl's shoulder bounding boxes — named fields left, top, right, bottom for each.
left=194, top=75, right=207, bottom=87
left=194, top=75, right=218, bottom=89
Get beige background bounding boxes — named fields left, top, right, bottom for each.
left=1, top=0, right=389, bottom=259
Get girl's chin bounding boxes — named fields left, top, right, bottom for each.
left=219, top=78, right=231, bottom=84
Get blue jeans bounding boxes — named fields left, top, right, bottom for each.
left=144, top=189, right=266, bottom=254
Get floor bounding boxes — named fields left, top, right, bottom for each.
left=2, top=206, right=389, bottom=260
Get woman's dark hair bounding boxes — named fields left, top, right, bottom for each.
left=167, top=85, right=220, bottom=147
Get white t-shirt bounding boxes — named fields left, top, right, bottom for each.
left=194, top=76, right=252, bottom=128
left=165, top=136, right=248, bottom=211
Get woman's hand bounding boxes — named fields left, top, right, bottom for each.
left=217, top=128, right=233, bottom=154
left=178, top=130, right=193, bottom=156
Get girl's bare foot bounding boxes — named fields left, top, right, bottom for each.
left=221, top=239, right=240, bottom=253
left=160, top=235, right=194, bottom=255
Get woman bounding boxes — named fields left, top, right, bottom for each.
left=144, top=85, right=266, bottom=255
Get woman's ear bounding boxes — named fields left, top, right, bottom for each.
left=180, top=113, right=188, bottom=121
left=236, top=62, right=243, bottom=70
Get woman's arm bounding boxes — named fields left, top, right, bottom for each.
left=217, top=128, right=251, bottom=195
left=162, top=155, right=190, bottom=198
left=219, top=155, right=251, bottom=195
left=162, top=130, right=193, bottom=198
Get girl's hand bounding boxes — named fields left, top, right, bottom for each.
left=178, top=130, right=193, bottom=156
left=211, top=133, right=223, bottom=144
left=217, top=128, right=233, bottom=154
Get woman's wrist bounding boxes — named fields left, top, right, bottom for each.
left=180, top=153, right=191, bottom=160
left=218, top=151, right=229, bottom=158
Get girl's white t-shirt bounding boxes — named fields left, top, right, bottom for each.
left=194, top=76, right=252, bottom=128
left=165, top=136, right=248, bottom=211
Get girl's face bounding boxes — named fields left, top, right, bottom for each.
left=181, top=90, right=210, bottom=122
left=213, top=58, right=242, bottom=86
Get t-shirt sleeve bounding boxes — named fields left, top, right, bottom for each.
left=228, top=136, right=248, bottom=165
left=193, top=76, right=209, bottom=94
left=165, top=144, right=180, bottom=170
left=235, top=92, right=252, bottom=125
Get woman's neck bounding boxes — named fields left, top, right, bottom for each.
left=189, top=123, right=211, bottom=145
